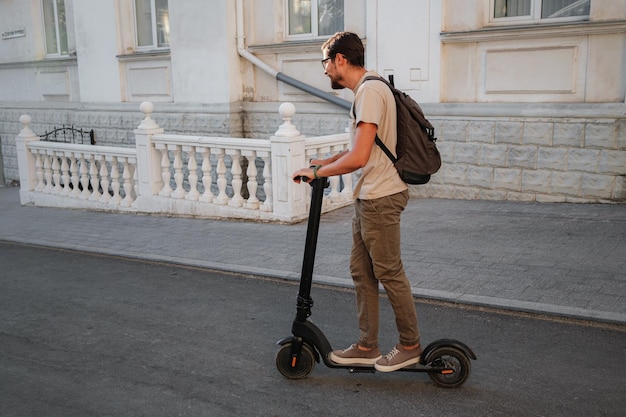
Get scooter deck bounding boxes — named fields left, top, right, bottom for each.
left=345, top=364, right=436, bottom=373
left=327, top=357, right=443, bottom=374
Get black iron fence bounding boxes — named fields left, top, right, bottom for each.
left=42, top=126, right=95, bottom=145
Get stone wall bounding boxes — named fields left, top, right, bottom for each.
left=414, top=104, right=626, bottom=203
left=2, top=102, right=625, bottom=203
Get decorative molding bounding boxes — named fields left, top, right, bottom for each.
left=0, top=57, right=77, bottom=70
left=247, top=39, right=325, bottom=54
left=441, top=20, right=626, bottom=43
left=116, top=50, right=171, bottom=62
left=422, top=102, right=626, bottom=119
left=1, top=101, right=625, bottom=119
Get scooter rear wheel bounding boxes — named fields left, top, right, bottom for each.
left=275, top=342, right=316, bottom=379
left=425, top=346, right=471, bottom=388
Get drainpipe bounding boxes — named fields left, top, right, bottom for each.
left=235, top=0, right=351, bottom=112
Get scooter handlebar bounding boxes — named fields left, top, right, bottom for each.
left=294, top=177, right=329, bottom=187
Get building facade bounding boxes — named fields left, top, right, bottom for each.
left=1, top=0, right=625, bottom=202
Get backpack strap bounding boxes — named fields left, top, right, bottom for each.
left=352, top=76, right=400, bottom=163
left=363, top=76, right=433, bottom=130
left=351, top=104, right=398, bottom=163
left=375, top=135, right=398, bottom=163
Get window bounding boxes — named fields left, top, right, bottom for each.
left=135, top=0, right=170, bottom=49
left=493, top=0, right=590, bottom=21
left=42, top=0, right=68, bottom=56
left=287, top=0, right=344, bottom=38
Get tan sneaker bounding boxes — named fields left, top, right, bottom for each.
left=374, top=344, right=422, bottom=372
left=329, top=344, right=382, bottom=365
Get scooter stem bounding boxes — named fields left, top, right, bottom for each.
left=296, top=178, right=327, bottom=322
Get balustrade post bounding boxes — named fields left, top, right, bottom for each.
left=270, top=103, right=307, bottom=221
left=134, top=102, right=164, bottom=208
left=15, top=115, right=39, bottom=198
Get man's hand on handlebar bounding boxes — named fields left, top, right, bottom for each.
left=292, top=167, right=315, bottom=183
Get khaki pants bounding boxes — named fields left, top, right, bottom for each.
left=350, top=190, right=420, bottom=349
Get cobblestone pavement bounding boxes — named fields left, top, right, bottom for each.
left=1, top=186, right=625, bottom=324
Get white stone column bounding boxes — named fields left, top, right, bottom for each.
left=15, top=115, right=39, bottom=196
left=134, top=102, right=164, bottom=208
left=270, top=103, right=307, bottom=221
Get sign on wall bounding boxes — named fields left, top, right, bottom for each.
left=2, top=28, right=26, bottom=40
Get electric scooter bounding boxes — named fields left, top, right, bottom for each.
left=275, top=177, right=476, bottom=388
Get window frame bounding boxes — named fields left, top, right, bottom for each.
left=133, top=0, right=170, bottom=51
left=41, top=0, right=69, bottom=57
left=284, top=0, right=344, bottom=40
left=489, top=0, right=590, bottom=25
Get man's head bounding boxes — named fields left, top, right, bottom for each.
left=321, top=32, right=366, bottom=90
left=322, top=31, right=365, bottom=68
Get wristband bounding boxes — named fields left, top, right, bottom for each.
left=313, top=165, right=322, bottom=179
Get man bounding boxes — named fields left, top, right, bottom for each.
left=292, top=32, right=421, bottom=372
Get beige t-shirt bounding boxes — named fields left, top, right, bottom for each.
left=350, top=71, right=407, bottom=200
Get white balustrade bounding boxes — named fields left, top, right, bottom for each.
left=260, top=153, right=272, bottom=212
left=34, top=152, right=44, bottom=192
left=98, top=155, right=110, bottom=203
left=150, top=134, right=273, bottom=211
left=109, top=156, right=122, bottom=205
left=214, top=149, right=228, bottom=205
left=15, top=102, right=352, bottom=222
left=24, top=142, right=138, bottom=208
left=42, top=151, right=52, bottom=194
left=185, top=146, right=200, bottom=202
left=199, top=148, right=213, bottom=203
left=69, top=154, right=80, bottom=198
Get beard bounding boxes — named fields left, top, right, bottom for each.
left=328, top=73, right=345, bottom=90
left=331, top=80, right=344, bottom=90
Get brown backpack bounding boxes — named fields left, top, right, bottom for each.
left=362, top=76, right=441, bottom=185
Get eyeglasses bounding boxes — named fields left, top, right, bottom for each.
left=321, top=57, right=333, bottom=69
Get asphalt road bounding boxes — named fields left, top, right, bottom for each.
left=1, top=241, right=625, bottom=417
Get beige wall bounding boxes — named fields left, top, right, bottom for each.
left=591, top=1, right=626, bottom=21
left=441, top=0, right=626, bottom=103
left=442, top=0, right=486, bottom=31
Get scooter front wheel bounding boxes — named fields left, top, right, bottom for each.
left=275, top=342, right=316, bottom=379
left=425, top=346, right=471, bottom=388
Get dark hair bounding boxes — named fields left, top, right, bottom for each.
left=322, top=32, right=365, bottom=67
